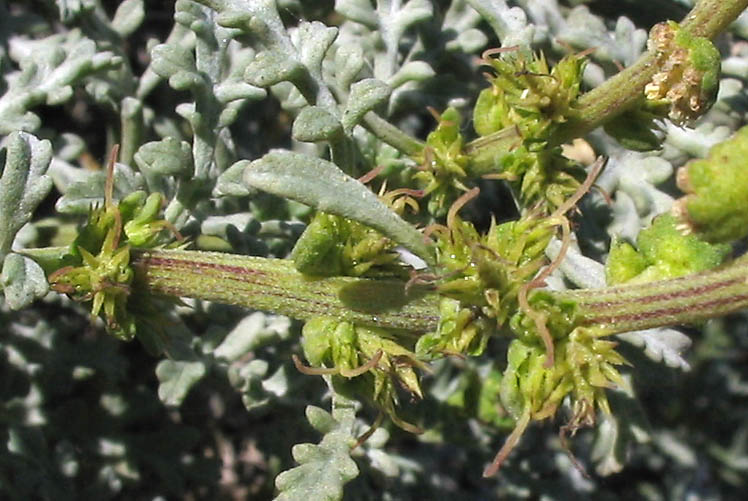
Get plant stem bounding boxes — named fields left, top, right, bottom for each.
left=465, top=0, right=748, bottom=167
left=558, top=255, right=748, bottom=335
left=131, top=249, right=440, bottom=332
left=554, top=0, right=748, bottom=144
left=681, top=0, right=748, bottom=38
left=131, top=248, right=748, bottom=339
left=361, top=111, right=425, bottom=156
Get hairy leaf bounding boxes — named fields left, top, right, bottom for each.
left=274, top=404, right=359, bottom=501
left=243, top=151, right=434, bottom=265
left=0, top=132, right=53, bottom=263
left=1, top=253, right=49, bottom=309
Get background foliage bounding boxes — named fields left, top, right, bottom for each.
left=1, top=0, right=748, bottom=499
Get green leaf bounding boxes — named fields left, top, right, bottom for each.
left=341, top=78, right=391, bottom=133
left=134, top=137, right=193, bottom=177
left=0, top=132, right=53, bottom=263
left=56, top=162, right=145, bottom=214
left=156, top=359, right=207, bottom=407
left=274, top=405, right=359, bottom=501
left=1, top=253, right=49, bottom=309
left=111, top=0, right=145, bottom=37
left=243, top=151, right=434, bottom=265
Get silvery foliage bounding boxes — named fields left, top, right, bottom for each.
left=2, top=0, right=748, bottom=499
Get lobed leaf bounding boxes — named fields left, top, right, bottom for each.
left=274, top=405, right=359, bottom=501
left=156, top=359, right=208, bottom=407
left=0, top=132, right=53, bottom=263
left=617, top=328, right=692, bottom=371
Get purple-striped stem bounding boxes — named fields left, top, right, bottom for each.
left=131, top=248, right=440, bottom=332
left=556, top=255, right=748, bottom=334
left=131, top=249, right=748, bottom=338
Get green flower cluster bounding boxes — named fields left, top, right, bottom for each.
left=606, top=213, right=730, bottom=285
left=673, top=125, right=748, bottom=243
left=292, top=211, right=403, bottom=278
left=469, top=50, right=588, bottom=211
left=48, top=159, right=178, bottom=341
left=412, top=107, right=471, bottom=217
left=301, top=317, right=425, bottom=432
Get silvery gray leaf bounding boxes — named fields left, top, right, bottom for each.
left=243, top=151, right=434, bottom=265
left=1, top=253, right=48, bottom=310
left=341, top=78, right=391, bottom=133
left=0, top=132, right=53, bottom=262
left=617, top=328, right=693, bottom=371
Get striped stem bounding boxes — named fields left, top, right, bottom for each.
left=557, top=256, right=748, bottom=334
left=131, top=248, right=440, bottom=332
left=131, top=249, right=748, bottom=339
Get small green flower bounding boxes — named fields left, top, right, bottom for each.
left=49, top=207, right=136, bottom=339
left=474, top=49, right=586, bottom=139
left=291, top=211, right=402, bottom=277
left=301, top=317, right=425, bottom=432
left=47, top=155, right=179, bottom=340
left=412, top=107, right=471, bottom=216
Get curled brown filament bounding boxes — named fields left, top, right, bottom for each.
left=292, top=350, right=384, bottom=379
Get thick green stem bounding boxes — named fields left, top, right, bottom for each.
left=131, top=249, right=440, bottom=332
left=681, top=0, right=748, bottom=38
left=130, top=248, right=748, bottom=340
left=558, top=256, right=748, bottom=335
left=553, top=0, right=748, bottom=144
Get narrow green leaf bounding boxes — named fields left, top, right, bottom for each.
left=243, top=151, right=434, bottom=265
